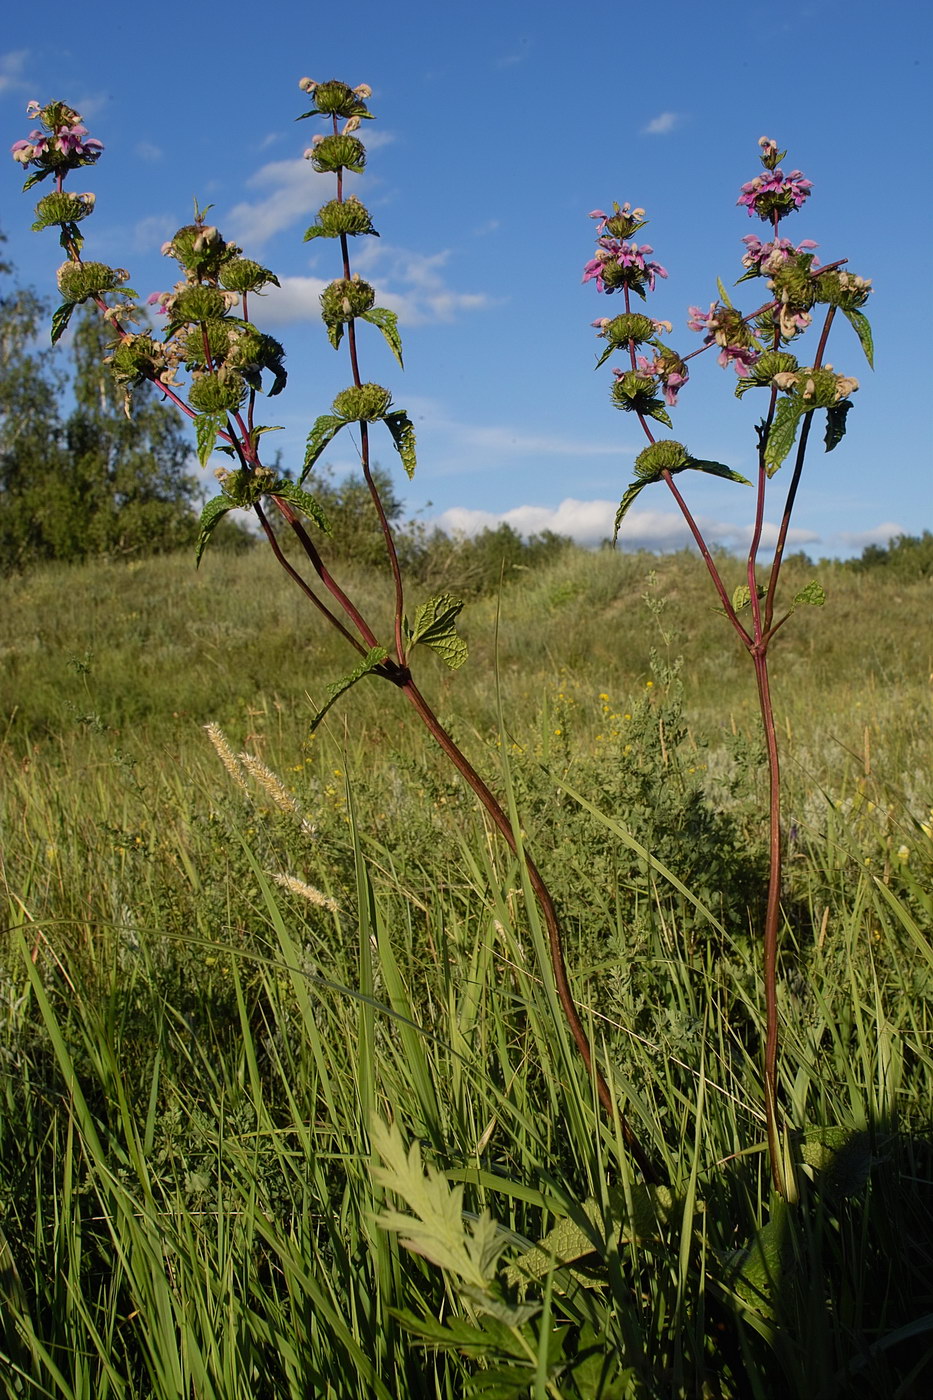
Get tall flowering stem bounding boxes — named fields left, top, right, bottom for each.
left=12, top=86, right=660, bottom=1185
left=585, top=139, right=873, bottom=1197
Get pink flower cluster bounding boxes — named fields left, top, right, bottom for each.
left=737, top=168, right=812, bottom=222
left=687, top=303, right=759, bottom=377
left=10, top=100, right=103, bottom=171
left=741, top=234, right=819, bottom=276
left=582, top=238, right=668, bottom=294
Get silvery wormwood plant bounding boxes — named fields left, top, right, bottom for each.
left=10, top=84, right=660, bottom=1187
left=582, top=136, right=873, bottom=1196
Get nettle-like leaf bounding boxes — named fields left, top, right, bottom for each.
left=505, top=1185, right=685, bottom=1292
left=371, top=1118, right=506, bottom=1293
left=824, top=399, right=853, bottom=453
left=384, top=409, right=417, bottom=478
left=195, top=413, right=228, bottom=468
left=270, top=480, right=331, bottom=533
left=406, top=593, right=468, bottom=669
left=361, top=306, right=404, bottom=368
left=843, top=307, right=874, bottom=369
left=302, top=413, right=347, bottom=482
left=195, top=495, right=236, bottom=567
left=614, top=453, right=750, bottom=542
left=792, top=580, right=826, bottom=609
left=309, top=646, right=388, bottom=732
left=50, top=301, right=77, bottom=345
left=326, top=320, right=344, bottom=353
left=765, top=397, right=803, bottom=474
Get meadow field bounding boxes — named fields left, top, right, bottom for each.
left=1, top=543, right=931, bottom=1398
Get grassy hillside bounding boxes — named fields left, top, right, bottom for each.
left=1, top=544, right=931, bottom=1397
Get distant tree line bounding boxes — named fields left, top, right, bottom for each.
left=1, top=241, right=210, bottom=573
left=1, top=243, right=572, bottom=589
left=841, top=531, right=933, bottom=582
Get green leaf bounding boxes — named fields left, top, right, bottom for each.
left=22, top=169, right=52, bottom=193
left=824, top=399, right=853, bottom=453
left=361, top=306, right=405, bottom=368
left=195, top=413, right=227, bottom=468
left=50, top=301, right=76, bottom=345
left=765, top=397, right=803, bottom=475
left=732, top=584, right=751, bottom=612
left=644, top=400, right=674, bottom=430
left=842, top=307, right=874, bottom=369
left=326, top=320, right=345, bottom=353
left=505, top=1185, right=684, bottom=1292
left=613, top=480, right=648, bottom=542
left=371, top=1117, right=506, bottom=1291
left=792, top=580, right=826, bottom=609
left=309, top=646, right=388, bottom=732
left=384, top=409, right=417, bottom=479
left=686, top=457, right=752, bottom=486
left=195, top=495, right=236, bottom=567
left=269, top=480, right=331, bottom=533
left=726, top=1202, right=790, bottom=1320
left=797, top=1125, right=871, bottom=1195
left=716, top=277, right=735, bottom=309
left=302, top=413, right=347, bottom=483
left=407, top=593, right=468, bottom=669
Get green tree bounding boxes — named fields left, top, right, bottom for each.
left=0, top=239, right=66, bottom=570
left=1, top=254, right=203, bottom=571
left=61, top=306, right=200, bottom=558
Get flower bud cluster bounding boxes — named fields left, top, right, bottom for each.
left=687, top=303, right=761, bottom=377
left=771, top=365, right=859, bottom=406
left=11, top=100, right=103, bottom=180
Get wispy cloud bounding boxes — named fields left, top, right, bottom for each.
left=835, top=521, right=906, bottom=551
left=227, top=133, right=394, bottom=248
left=135, top=141, right=163, bottom=163
left=641, top=111, right=680, bottom=136
left=251, top=245, right=491, bottom=328
left=435, top=498, right=820, bottom=551
left=0, top=50, right=29, bottom=96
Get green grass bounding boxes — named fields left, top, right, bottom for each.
left=1, top=545, right=932, bottom=1397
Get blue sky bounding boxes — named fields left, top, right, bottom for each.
left=2, top=0, right=930, bottom=556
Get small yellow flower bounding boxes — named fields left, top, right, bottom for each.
left=646, top=680, right=654, bottom=688
left=896, top=845, right=910, bottom=861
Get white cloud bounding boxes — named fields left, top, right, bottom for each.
left=227, top=158, right=332, bottom=247
left=434, top=498, right=821, bottom=551
left=135, top=141, right=163, bottom=163
left=0, top=50, right=29, bottom=96
left=227, top=132, right=394, bottom=248
left=642, top=111, right=680, bottom=136
left=835, top=521, right=906, bottom=550
left=132, top=214, right=180, bottom=255
left=250, top=246, right=491, bottom=328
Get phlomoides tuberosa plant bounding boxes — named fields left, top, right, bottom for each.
left=12, top=90, right=872, bottom=1198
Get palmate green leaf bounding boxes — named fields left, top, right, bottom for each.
left=195, top=495, right=236, bottom=567
left=824, top=399, right=853, bottom=452
left=765, top=396, right=803, bottom=474
left=301, top=413, right=347, bottom=483
left=371, top=1117, right=506, bottom=1290
left=843, top=307, right=874, bottom=368
left=195, top=412, right=227, bottom=468
left=309, top=646, right=388, bottom=732
left=269, top=480, right=331, bottom=533
left=361, top=306, right=404, bottom=368
left=384, top=408, right=417, bottom=478
left=407, top=593, right=468, bottom=669
left=50, top=301, right=77, bottom=345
